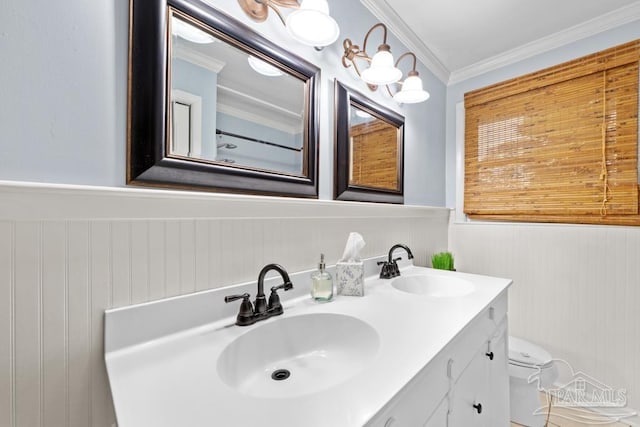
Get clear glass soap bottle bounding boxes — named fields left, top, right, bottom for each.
left=311, top=253, right=333, bottom=302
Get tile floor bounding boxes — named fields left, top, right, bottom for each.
left=510, top=393, right=632, bottom=427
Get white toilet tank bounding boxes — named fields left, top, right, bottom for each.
left=509, top=336, right=557, bottom=386
left=508, top=336, right=558, bottom=427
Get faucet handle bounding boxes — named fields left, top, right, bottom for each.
left=224, top=293, right=256, bottom=326
left=268, top=282, right=294, bottom=315
left=271, top=281, right=294, bottom=292
left=224, top=293, right=250, bottom=303
left=393, top=257, right=402, bottom=263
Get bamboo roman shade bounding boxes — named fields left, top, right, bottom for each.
left=464, top=40, right=640, bottom=225
left=350, top=120, right=399, bottom=190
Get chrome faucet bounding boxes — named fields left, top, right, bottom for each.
left=378, top=244, right=414, bottom=279
left=224, top=263, right=294, bottom=326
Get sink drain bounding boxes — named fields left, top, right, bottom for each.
left=271, top=369, right=291, bottom=381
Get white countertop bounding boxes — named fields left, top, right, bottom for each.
left=105, top=264, right=511, bottom=427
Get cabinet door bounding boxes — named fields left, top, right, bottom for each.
left=485, top=319, right=510, bottom=426
left=423, top=396, right=448, bottom=427
left=448, top=347, right=489, bottom=426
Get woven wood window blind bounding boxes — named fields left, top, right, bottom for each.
left=464, top=40, right=640, bottom=225
left=350, top=121, right=399, bottom=190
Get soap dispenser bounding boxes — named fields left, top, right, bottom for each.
left=311, top=253, right=333, bottom=302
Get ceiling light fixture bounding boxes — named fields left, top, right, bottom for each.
left=342, top=23, right=401, bottom=87
left=390, top=53, right=430, bottom=104
left=171, top=18, right=216, bottom=44
left=238, top=0, right=339, bottom=48
left=341, top=23, right=429, bottom=104
left=248, top=55, right=284, bottom=77
left=355, top=109, right=372, bottom=119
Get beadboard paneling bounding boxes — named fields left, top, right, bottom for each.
left=0, top=182, right=449, bottom=427
left=450, top=220, right=640, bottom=419
left=0, top=222, right=14, bottom=427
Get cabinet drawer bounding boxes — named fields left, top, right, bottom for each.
left=447, top=292, right=508, bottom=382
left=490, top=292, right=508, bottom=325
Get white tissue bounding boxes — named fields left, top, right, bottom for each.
left=339, top=232, right=366, bottom=262
left=337, top=233, right=366, bottom=297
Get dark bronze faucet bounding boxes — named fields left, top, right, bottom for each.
left=378, top=244, right=414, bottom=279
left=224, top=263, right=294, bottom=326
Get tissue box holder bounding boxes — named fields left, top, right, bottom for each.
left=337, top=261, right=364, bottom=296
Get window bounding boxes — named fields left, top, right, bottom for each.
left=464, top=40, right=640, bottom=225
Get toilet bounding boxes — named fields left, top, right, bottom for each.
left=509, top=336, right=558, bottom=427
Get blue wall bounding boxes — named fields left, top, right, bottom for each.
left=0, top=0, right=447, bottom=206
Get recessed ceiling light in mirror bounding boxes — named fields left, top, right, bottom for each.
left=171, top=17, right=215, bottom=44
left=247, top=56, right=283, bottom=77
left=354, top=109, right=372, bottom=120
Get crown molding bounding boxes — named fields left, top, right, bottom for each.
left=174, top=44, right=226, bottom=73
left=360, top=0, right=451, bottom=84
left=361, top=0, right=640, bottom=86
left=448, top=1, right=640, bottom=85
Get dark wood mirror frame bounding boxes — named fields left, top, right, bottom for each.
left=334, top=80, right=405, bottom=204
left=127, top=0, right=320, bottom=198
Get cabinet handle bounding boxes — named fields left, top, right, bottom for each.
left=383, top=417, right=396, bottom=427
left=473, top=403, right=483, bottom=414
left=485, top=351, right=494, bottom=360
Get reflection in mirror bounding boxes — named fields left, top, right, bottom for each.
left=169, top=12, right=306, bottom=176
left=335, top=80, right=404, bottom=204
left=127, top=0, right=320, bottom=198
left=349, top=104, right=400, bottom=191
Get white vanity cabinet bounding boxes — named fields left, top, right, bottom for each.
left=105, top=264, right=513, bottom=427
left=367, top=291, right=509, bottom=427
left=448, top=319, right=508, bottom=426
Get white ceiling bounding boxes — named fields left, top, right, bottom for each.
left=362, top=0, right=640, bottom=83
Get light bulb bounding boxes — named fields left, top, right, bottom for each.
left=285, top=0, right=340, bottom=47
left=355, top=109, right=372, bottom=119
left=361, top=46, right=402, bottom=85
left=393, top=72, right=430, bottom=104
left=248, top=56, right=283, bottom=77
left=171, top=18, right=215, bottom=44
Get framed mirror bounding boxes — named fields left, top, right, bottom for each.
left=334, top=80, right=405, bottom=203
left=128, top=0, right=320, bottom=197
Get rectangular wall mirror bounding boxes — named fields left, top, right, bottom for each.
left=334, top=80, right=405, bottom=203
left=128, top=0, right=320, bottom=197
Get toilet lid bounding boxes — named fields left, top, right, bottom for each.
left=509, top=336, right=553, bottom=367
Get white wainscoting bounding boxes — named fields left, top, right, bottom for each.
left=0, top=181, right=450, bottom=427
left=450, top=219, right=640, bottom=422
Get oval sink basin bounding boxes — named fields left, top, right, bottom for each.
left=217, top=313, right=379, bottom=398
left=392, top=274, right=475, bottom=297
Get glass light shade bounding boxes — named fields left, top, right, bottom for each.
left=361, top=49, right=402, bottom=85
left=171, top=18, right=215, bottom=44
left=247, top=56, right=283, bottom=77
left=285, top=0, right=340, bottom=47
left=393, top=74, right=430, bottom=104
left=355, top=109, right=372, bottom=119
